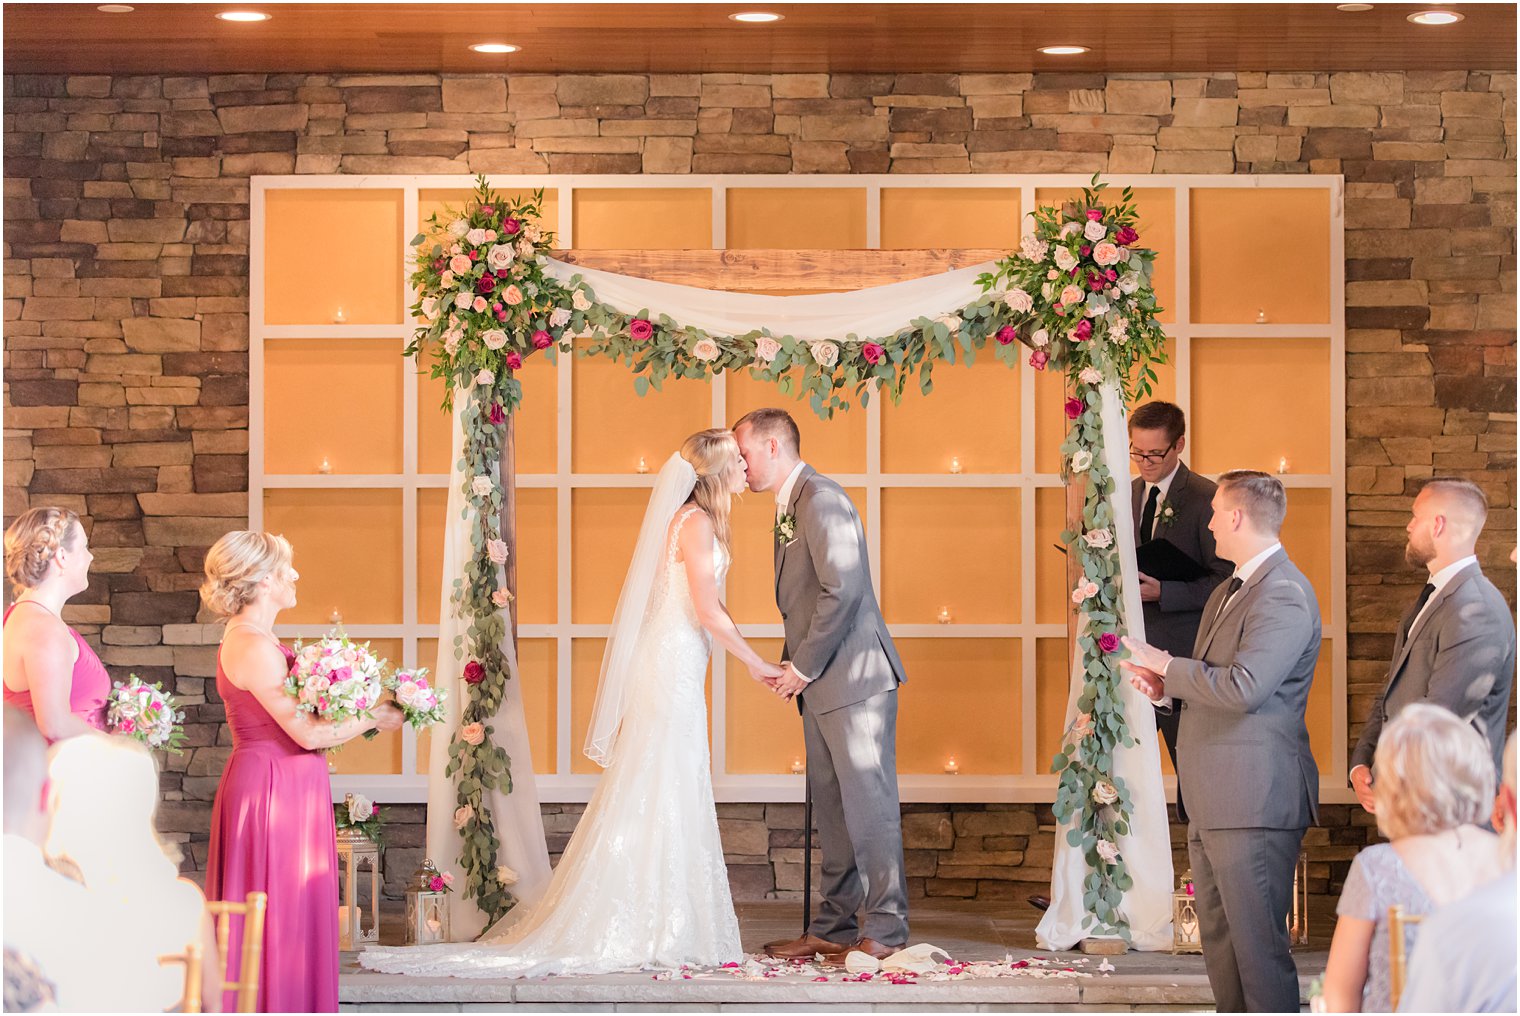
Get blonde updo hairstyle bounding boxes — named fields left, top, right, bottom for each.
left=200, top=531, right=294, bottom=619
left=4, top=507, right=83, bottom=590
left=680, top=428, right=741, bottom=555
left=1372, top=702, right=1496, bottom=841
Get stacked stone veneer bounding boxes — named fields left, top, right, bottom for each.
left=4, top=70, right=1514, bottom=899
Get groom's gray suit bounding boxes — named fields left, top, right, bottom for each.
left=776, top=464, right=909, bottom=947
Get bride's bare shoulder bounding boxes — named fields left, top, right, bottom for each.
left=669, top=505, right=713, bottom=553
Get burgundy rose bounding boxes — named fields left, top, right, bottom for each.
left=503, top=217, right=522, bottom=236
left=1086, top=208, right=1103, bottom=222
left=629, top=318, right=654, bottom=342
left=1098, top=632, right=1120, bottom=654
left=995, top=325, right=1017, bottom=346
left=489, top=402, right=506, bottom=426
left=480, top=206, right=494, bottom=216
left=531, top=329, right=553, bottom=350
left=433, top=258, right=446, bottom=272
left=495, top=268, right=510, bottom=280
left=1073, top=319, right=1093, bottom=342
left=495, top=307, right=508, bottom=321
left=1105, top=268, right=1119, bottom=282
left=1029, top=349, right=1049, bottom=371
left=1064, top=396, right=1084, bottom=420
left=476, top=274, right=496, bottom=294
left=1088, top=277, right=1105, bottom=292
left=862, top=342, right=886, bottom=365
left=505, top=351, right=523, bottom=371
left=1080, top=245, right=1092, bottom=257
left=463, top=661, right=485, bottom=685
left=469, top=249, right=479, bottom=260
left=1115, top=225, right=1139, bottom=246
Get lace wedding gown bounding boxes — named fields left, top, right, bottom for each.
left=359, top=506, right=743, bottom=977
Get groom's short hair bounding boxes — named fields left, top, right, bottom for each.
left=734, top=408, right=801, bottom=457
left=1128, top=401, right=1185, bottom=445
left=1217, top=469, right=1287, bottom=535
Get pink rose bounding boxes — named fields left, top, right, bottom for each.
left=1093, top=242, right=1121, bottom=267
left=1060, top=284, right=1084, bottom=308
left=491, top=589, right=511, bottom=608
left=862, top=342, right=885, bottom=365
left=1086, top=209, right=1103, bottom=222
left=502, top=285, right=524, bottom=306
left=1116, top=225, right=1139, bottom=246
left=1064, top=396, right=1084, bottom=420
left=442, top=872, right=455, bottom=886
left=429, top=875, right=447, bottom=892
left=463, top=661, right=485, bottom=685
left=995, top=325, right=1017, bottom=346
left=449, top=254, right=471, bottom=274
left=472, top=296, right=488, bottom=313
left=120, top=717, right=135, bottom=734
left=1029, top=349, right=1049, bottom=371
left=629, top=318, right=654, bottom=342
left=1098, top=632, right=1120, bottom=654
left=460, top=721, right=485, bottom=746
left=505, top=351, right=523, bottom=370
left=532, top=329, right=553, bottom=350
left=1072, top=319, right=1093, bottom=342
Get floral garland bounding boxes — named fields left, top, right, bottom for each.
left=408, top=176, right=1166, bottom=929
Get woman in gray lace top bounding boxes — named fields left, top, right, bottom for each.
left=1320, top=705, right=1508, bottom=1012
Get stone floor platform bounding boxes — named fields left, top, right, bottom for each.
left=340, top=899, right=1333, bottom=1012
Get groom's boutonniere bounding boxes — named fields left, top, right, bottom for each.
left=774, top=512, right=797, bottom=545
left=1157, top=498, right=1178, bottom=529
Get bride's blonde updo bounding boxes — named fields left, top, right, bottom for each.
left=680, top=428, right=741, bottom=555
left=4, top=506, right=82, bottom=589
left=200, top=530, right=294, bottom=619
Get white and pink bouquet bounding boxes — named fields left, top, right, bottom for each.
left=284, top=632, right=386, bottom=725
left=107, top=675, right=186, bottom=754
left=387, top=667, right=446, bottom=730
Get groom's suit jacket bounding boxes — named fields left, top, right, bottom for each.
left=1168, top=547, right=1320, bottom=831
left=775, top=465, right=905, bottom=714
left=1130, top=461, right=1232, bottom=658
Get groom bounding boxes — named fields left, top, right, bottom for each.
left=733, top=408, right=910, bottom=962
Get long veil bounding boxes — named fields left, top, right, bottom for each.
left=582, top=451, right=697, bottom=768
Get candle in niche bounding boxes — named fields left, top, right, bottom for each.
left=636, top=457, right=649, bottom=474
left=329, top=609, right=343, bottom=626
left=1278, top=456, right=1289, bottom=475
left=318, top=456, right=332, bottom=474
left=937, top=606, right=953, bottom=625
left=949, top=456, right=963, bottom=474
left=790, top=757, right=805, bottom=775
left=1255, top=308, right=1267, bottom=324
left=334, top=307, right=348, bottom=324
left=944, top=756, right=960, bottom=775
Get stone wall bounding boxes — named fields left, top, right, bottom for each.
left=4, top=69, right=1515, bottom=894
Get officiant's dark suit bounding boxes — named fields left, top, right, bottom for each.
left=1129, top=404, right=1231, bottom=819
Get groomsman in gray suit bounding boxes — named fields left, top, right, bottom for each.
left=733, top=408, right=909, bottom=962
left=1122, top=470, right=1319, bottom=1013
left=1128, top=401, right=1232, bottom=820
left=1349, top=477, right=1516, bottom=811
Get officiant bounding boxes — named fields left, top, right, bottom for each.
left=1129, top=402, right=1232, bottom=820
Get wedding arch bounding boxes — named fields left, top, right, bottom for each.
left=415, top=175, right=1173, bottom=948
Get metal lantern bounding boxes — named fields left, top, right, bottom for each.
left=1171, top=870, right=1203, bottom=954
left=1288, top=849, right=1310, bottom=947
left=335, top=796, right=381, bottom=950
left=405, top=859, right=453, bottom=946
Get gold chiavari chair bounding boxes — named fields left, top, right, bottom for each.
left=1388, top=903, right=1425, bottom=1011
left=208, top=891, right=269, bottom=1014
left=157, top=942, right=203, bottom=1013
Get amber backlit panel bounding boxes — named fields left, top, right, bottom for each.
left=265, top=190, right=405, bottom=325
left=1190, top=337, right=1331, bottom=475
left=881, top=357, right=1020, bottom=475
left=263, top=489, right=403, bottom=625
left=570, top=339, right=712, bottom=474
left=1034, top=637, right=1072, bottom=778
left=418, top=189, right=562, bottom=247
left=1034, top=487, right=1072, bottom=626
left=725, top=370, right=866, bottom=475
left=879, top=188, right=1020, bottom=250
left=881, top=489, right=1019, bottom=626
left=1282, top=488, right=1333, bottom=625
left=570, top=638, right=712, bottom=776
left=1191, top=188, right=1331, bottom=325
left=897, top=639, right=1019, bottom=775
left=724, top=639, right=803, bottom=773
left=1033, top=337, right=1178, bottom=475
left=1035, top=187, right=1177, bottom=326
left=572, top=189, right=712, bottom=250
left=264, top=338, right=404, bottom=475
left=727, top=487, right=866, bottom=627
left=416, top=355, right=559, bottom=476
left=417, top=487, right=558, bottom=627
left=726, top=188, right=867, bottom=249
left=416, top=638, right=558, bottom=776
left=327, top=638, right=404, bottom=775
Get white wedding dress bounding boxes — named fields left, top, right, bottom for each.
left=359, top=505, right=742, bottom=978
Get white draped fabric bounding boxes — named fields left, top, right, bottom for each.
left=429, top=261, right=1172, bottom=946
left=1036, top=382, right=1175, bottom=951
left=428, top=392, right=552, bottom=941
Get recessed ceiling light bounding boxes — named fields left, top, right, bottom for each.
left=469, top=43, right=520, bottom=54
left=1039, top=45, right=1090, bottom=55
left=1407, top=9, right=1464, bottom=24
left=1336, top=3, right=1373, bottom=10
left=216, top=10, right=270, bottom=21
left=729, top=12, right=784, bottom=23
left=97, top=4, right=135, bottom=11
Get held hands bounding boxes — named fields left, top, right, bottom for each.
left=748, top=659, right=786, bottom=686
left=771, top=662, right=808, bottom=702
left=1137, top=572, right=1161, bottom=603
left=1119, top=635, right=1172, bottom=703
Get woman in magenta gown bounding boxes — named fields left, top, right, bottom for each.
left=2, top=507, right=109, bottom=741
left=201, top=531, right=402, bottom=1013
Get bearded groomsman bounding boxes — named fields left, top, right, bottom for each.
left=1349, top=477, right=1516, bottom=812
left=1122, top=470, right=1319, bottom=1014
left=1128, top=401, right=1232, bottom=821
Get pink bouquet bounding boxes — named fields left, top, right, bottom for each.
left=107, top=675, right=186, bottom=753
left=284, top=633, right=386, bottom=725
left=387, top=668, right=446, bottom=730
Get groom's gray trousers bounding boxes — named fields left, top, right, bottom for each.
left=801, top=688, right=910, bottom=948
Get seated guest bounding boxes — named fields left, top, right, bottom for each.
left=1350, top=478, right=1515, bottom=812
left=2, top=508, right=109, bottom=741
left=46, top=733, right=221, bottom=1012
left=1321, top=705, right=1507, bottom=1012
left=1398, top=731, right=1517, bottom=1013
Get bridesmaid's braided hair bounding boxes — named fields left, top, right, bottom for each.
left=3, top=507, right=81, bottom=589
left=200, top=531, right=294, bottom=618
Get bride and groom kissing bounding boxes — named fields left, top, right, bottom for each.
left=361, top=408, right=910, bottom=978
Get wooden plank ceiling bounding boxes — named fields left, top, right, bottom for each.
left=3, top=3, right=1514, bottom=75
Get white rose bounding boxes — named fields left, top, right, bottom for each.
left=691, top=338, right=720, bottom=362
left=482, top=329, right=508, bottom=350
left=497, top=865, right=520, bottom=886
left=454, top=292, right=473, bottom=311
left=1060, top=285, right=1084, bottom=308
left=395, top=680, right=420, bottom=707
left=348, top=795, right=375, bottom=822
left=1060, top=221, right=1083, bottom=238
left=447, top=218, right=469, bottom=238
left=1083, top=219, right=1108, bottom=242
left=1096, top=839, right=1121, bottom=863
left=1083, top=528, right=1114, bottom=549
left=936, top=313, right=961, bottom=333
left=1107, top=286, right=1120, bottom=300
left=1005, top=288, right=1034, bottom=314
left=441, top=270, right=455, bottom=287
left=486, top=244, right=515, bottom=272
left=1118, top=271, right=1140, bottom=295
left=453, top=804, right=474, bottom=830
left=420, top=296, right=439, bottom=320
left=1053, top=246, right=1078, bottom=272
left=1092, top=781, right=1120, bottom=806
left=1093, top=242, right=1122, bottom=267
left=809, top=341, right=839, bottom=368
left=443, top=328, right=463, bottom=354
left=1086, top=297, right=1107, bottom=318
left=524, top=225, right=542, bottom=243
left=515, top=238, right=534, bottom=258
left=1030, top=328, right=1050, bottom=348
left=487, top=539, right=508, bottom=564
left=471, top=475, right=493, bottom=498
left=754, top=336, right=781, bottom=363
left=572, top=289, right=592, bottom=311
left=1070, top=449, right=1093, bottom=472
left=549, top=306, right=571, bottom=328
left=475, top=368, right=495, bottom=387
left=1079, top=366, right=1102, bottom=385
left=1041, top=282, right=1053, bottom=301
left=466, top=228, right=490, bottom=246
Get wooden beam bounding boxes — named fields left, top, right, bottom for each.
left=550, top=249, right=1008, bottom=292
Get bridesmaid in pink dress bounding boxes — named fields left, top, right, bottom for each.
left=2, top=507, right=109, bottom=741
left=201, top=531, right=403, bottom=1013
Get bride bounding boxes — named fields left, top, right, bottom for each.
left=360, top=428, right=783, bottom=977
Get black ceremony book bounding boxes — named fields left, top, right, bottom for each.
left=1135, top=538, right=1209, bottom=582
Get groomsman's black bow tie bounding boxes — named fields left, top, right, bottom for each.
left=1140, top=485, right=1160, bottom=542
left=1401, top=582, right=1437, bottom=643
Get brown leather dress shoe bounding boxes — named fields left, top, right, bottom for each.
left=1028, top=893, right=1052, bottom=912
left=763, top=933, right=850, bottom=960
left=822, top=937, right=896, bottom=965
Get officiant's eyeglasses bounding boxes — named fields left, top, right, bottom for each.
left=1128, top=441, right=1178, bottom=464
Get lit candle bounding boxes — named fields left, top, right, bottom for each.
left=937, top=606, right=952, bottom=625
left=329, top=609, right=343, bottom=625
left=334, top=306, right=348, bottom=324
left=1255, top=308, right=1267, bottom=324
left=944, top=756, right=960, bottom=775
left=949, top=456, right=963, bottom=474
left=790, top=757, right=805, bottom=775
left=1278, top=456, right=1288, bottom=475
left=636, top=456, right=649, bottom=474
left=318, top=456, right=332, bottom=474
